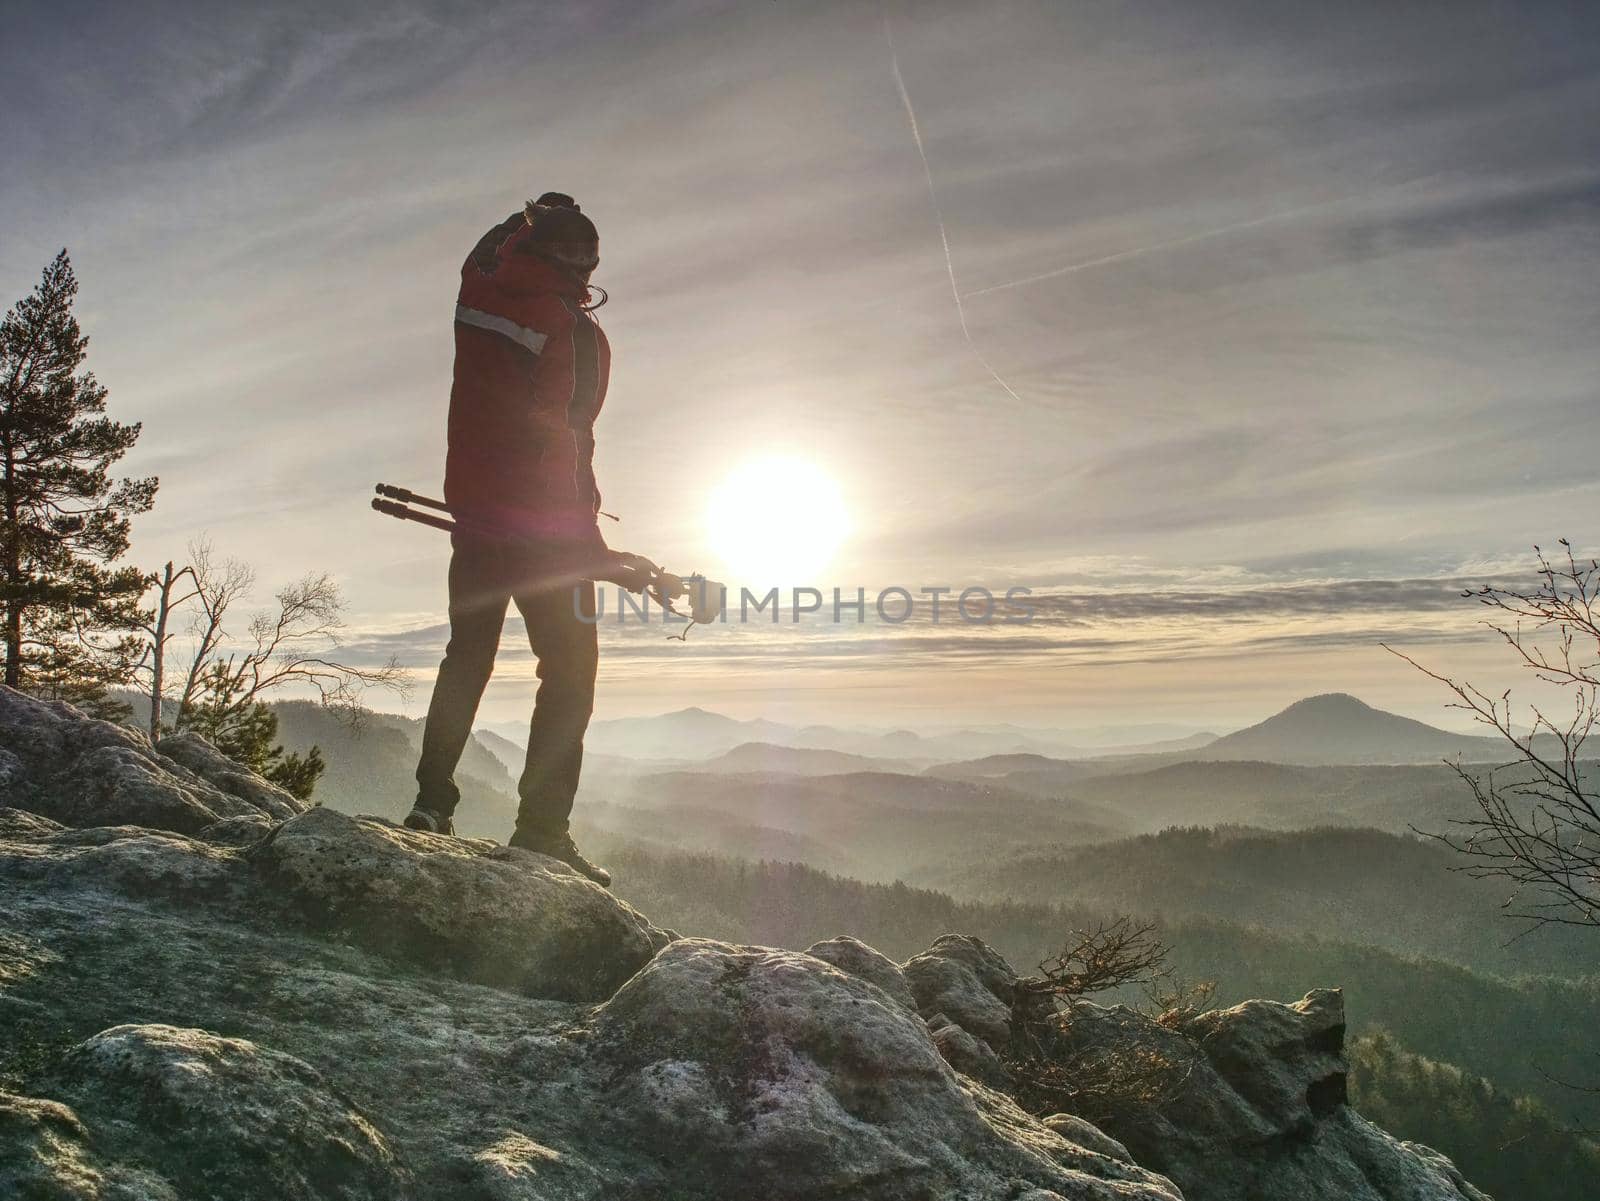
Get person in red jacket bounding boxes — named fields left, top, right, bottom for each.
left=407, top=193, right=612, bottom=887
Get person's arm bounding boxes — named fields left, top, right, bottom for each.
left=462, top=211, right=528, bottom=276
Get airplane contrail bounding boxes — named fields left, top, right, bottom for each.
left=883, top=12, right=1025, bottom=404
left=961, top=197, right=1352, bottom=300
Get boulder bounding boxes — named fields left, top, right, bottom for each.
left=585, top=937, right=1181, bottom=1200
left=51, top=745, right=238, bottom=834
left=0, top=1089, right=180, bottom=1200
left=1042, top=1113, right=1134, bottom=1163
left=256, top=807, right=670, bottom=1001
left=157, top=731, right=304, bottom=820
left=0, top=806, right=63, bottom=839
left=0, top=686, right=304, bottom=834
left=0, top=687, right=145, bottom=770
left=930, top=1019, right=1013, bottom=1090
left=198, top=812, right=278, bottom=845
left=44, top=1024, right=408, bottom=1200
left=902, top=934, right=1017, bottom=1051
left=1184, top=988, right=1348, bottom=1127
left=1054, top=992, right=1488, bottom=1201
left=804, top=934, right=918, bottom=1012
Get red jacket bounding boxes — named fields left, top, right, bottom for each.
left=444, top=218, right=610, bottom=546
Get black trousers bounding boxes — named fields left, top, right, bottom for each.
left=415, top=533, right=598, bottom=836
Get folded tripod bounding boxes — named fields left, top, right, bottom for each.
left=372, top=483, right=724, bottom=628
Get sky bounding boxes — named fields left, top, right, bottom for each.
left=3, top=0, right=1598, bottom=732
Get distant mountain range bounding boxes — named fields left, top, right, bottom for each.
left=920, top=694, right=1517, bottom=774
left=697, top=742, right=919, bottom=776
left=495, top=706, right=1217, bottom=764
left=924, top=753, right=1101, bottom=787
left=555, top=692, right=1510, bottom=772
left=108, top=690, right=1524, bottom=839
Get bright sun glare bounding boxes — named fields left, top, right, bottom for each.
left=707, top=456, right=851, bottom=585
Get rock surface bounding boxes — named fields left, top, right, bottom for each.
left=915, top=942, right=1489, bottom=1201
left=258, top=806, right=669, bottom=1001
left=586, top=937, right=1182, bottom=1199
left=156, top=730, right=304, bottom=819
left=0, top=687, right=1489, bottom=1200
left=804, top=933, right=919, bottom=1013
left=0, top=1089, right=180, bottom=1199
left=0, top=687, right=304, bottom=834
left=903, top=933, right=1019, bottom=1049
left=43, top=1023, right=406, bottom=1199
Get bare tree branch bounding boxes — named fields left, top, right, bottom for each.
left=1018, top=918, right=1171, bottom=1001
left=1385, top=539, right=1600, bottom=934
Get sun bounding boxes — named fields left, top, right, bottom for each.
left=706, top=456, right=851, bottom=586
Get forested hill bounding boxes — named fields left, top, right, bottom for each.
left=911, top=824, right=1600, bottom=978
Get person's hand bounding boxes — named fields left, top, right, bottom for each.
left=604, top=551, right=658, bottom=593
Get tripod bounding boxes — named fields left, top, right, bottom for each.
left=371, top=483, right=724, bottom=627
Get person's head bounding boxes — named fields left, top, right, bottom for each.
left=526, top=203, right=600, bottom=284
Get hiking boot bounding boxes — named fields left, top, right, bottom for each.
left=403, top=806, right=455, bottom=836
left=509, top=827, right=611, bottom=888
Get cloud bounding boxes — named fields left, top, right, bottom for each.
left=3, top=0, right=1595, bottom=723
left=333, top=570, right=1507, bottom=689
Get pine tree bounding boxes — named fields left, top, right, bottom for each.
left=180, top=662, right=326, bottom=801
left=0, top=251, right=157, bottom=709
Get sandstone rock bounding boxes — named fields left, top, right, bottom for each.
left=50, top=745, right=234, bottom=834
left=0, top=686, right=304, bottom=834
left=0, top=689, right=1489, bottom=1201
left=1183, top=987, right=1348, bottom=1128
left=256, top=807, right=669, bottom=1001
left=932, top=1020, right=1013, bottom=1090
left=0, top=748, right=25, bottom=790
left=0, top=687, right=146, bottom=770
left=0, top=806, right=62, bottom=838
left=453, top=1129, right=610, bottom=1201
left=0, top=1089, right=181, bottom=1200
left=902, top=933, right=1017, bottom=1050
left=198, top=812, right=277, bottom=845
left=157, top=731, right=305, bottom=820
left=46, top=1024, right=407, bottom=1200
left=586, top=937, right=1181, bottom=1200
left=1056, top=992, right=1487, bottom=1201
left=805, top=934, right=918, bottom=1012
left=0, top=821, right=243, bottom=901
left=1042, top=1113, right=1134, bottom=1163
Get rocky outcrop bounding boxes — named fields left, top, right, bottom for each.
left=903, top=933, right=1019, bottom=1049
left=805, top=933, right=919, bottom=1013
left=156, top=730, right=304, bottom=820
left=0, top=821, right=1180, bottom=1199
left=0, top=687, right=303, bottom=834
left=23, top=1024, right=408, bottom=1199
left=583, top=938, right=1181, bottom=1199
left=0, top=1090, right=177, bottom=1199
left=0, top=687, right=1488, bottom=1200
left=258, top=807, right=670, bottom=1001
left=897, top=934, right=1488, bottom=1201
left=1087, top=991, right=1491, bottom=1201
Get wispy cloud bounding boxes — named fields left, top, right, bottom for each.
left=3, top=0, right=1595, bottom=723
